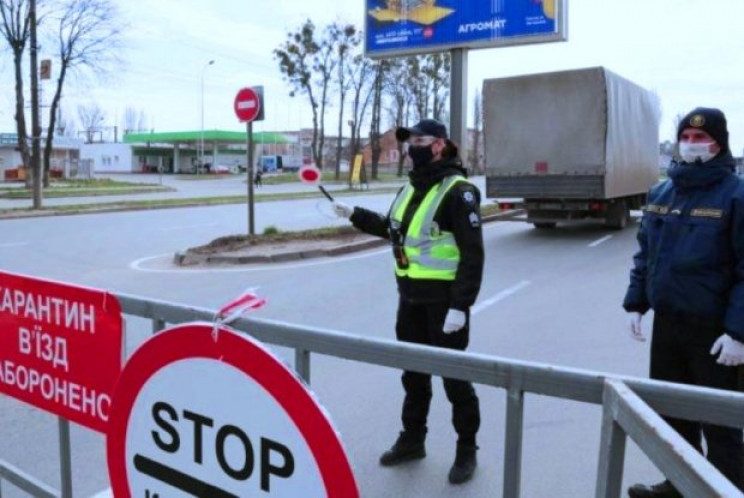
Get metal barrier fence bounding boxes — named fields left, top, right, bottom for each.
left=2, top=291, right=744, bottom=497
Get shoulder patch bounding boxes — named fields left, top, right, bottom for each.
left=461, top=190, right=476, bottom=205
left=468, top=211, right=481, bottom=228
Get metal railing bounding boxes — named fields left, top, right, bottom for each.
left=2, top=291, right=743, bottom=497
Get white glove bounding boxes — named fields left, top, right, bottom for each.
left=443, top=309, right=466, bottom=334
left=710, top=334, right=744, bottom=366
left=628, top=312, right=645, bottom=342
left=332, top=201, right=353, bottom=219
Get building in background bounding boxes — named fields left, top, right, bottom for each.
left=0, top=133, right=83, bottom=181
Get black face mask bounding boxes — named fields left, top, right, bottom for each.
left=408, top=145, right=433, bottom=168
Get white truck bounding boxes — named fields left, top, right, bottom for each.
left=483, top=66, right=660, bottom=229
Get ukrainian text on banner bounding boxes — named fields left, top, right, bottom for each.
left=0, top=271, right=123, bottom=433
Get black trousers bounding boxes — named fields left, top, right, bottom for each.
left=395, top=298, right=480, bottom=444
left=651, top=313, right=744, bottom=489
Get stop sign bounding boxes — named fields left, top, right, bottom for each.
left=234, top=87, right=261, bottom=122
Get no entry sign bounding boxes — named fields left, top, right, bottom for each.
left=106, top=323, right=358, bottom=498
left=234, top=87, right=262, bottom=123
left=0, top=271, right=123, bottom=433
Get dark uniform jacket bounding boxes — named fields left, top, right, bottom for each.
left=623, top=152, right=744, bottom=341
left=350, top=157, right=484, bottom=311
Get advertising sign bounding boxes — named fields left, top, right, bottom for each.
left=107, top=323, right=359, bottom=498
left=0, top=271, right=123, bottom=433
left=365, top=0, right=566, bottom=58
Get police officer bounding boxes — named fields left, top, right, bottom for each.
left=624, top=107, right=744, bottom=497
left=332, top=118, right=484, bottom=485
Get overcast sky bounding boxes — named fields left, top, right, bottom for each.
left=1, top=0, right=743, bottom=153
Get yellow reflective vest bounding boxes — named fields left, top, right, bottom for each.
left=390, top=175, right=469, bottom=280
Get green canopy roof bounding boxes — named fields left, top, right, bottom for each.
left=123, top=130, right=290, bottom=144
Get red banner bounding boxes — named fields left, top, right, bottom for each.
left=0, top=271, right=123, bottom=433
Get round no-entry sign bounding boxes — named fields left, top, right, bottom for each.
left=106, top=323, right=358, bottom=498
left=234, top=87, right=261, bottom=122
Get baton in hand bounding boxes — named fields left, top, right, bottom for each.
left=319, top=185, right=334, bottom=202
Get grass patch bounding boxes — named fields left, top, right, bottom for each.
left=0, top=178, right=170, bottom=198
left=0, top=187, right=402, bottom=216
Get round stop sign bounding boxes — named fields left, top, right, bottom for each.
left=234, top=87, right=261, bottom=122
left=106, top=323, right=359, bottom=497
left=298, top=166, right=321, bottom=184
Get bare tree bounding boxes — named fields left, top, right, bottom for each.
left=42, top=0, right=122, bottom=186
left=368, top=59, right=388, bottom=179
left=383, top=59, right=414, bottom=177
left=123, top=105, right=147, bottom=134
left=346, top=51, right=374, bottom=163
left=328, top=21, right=359, bottom=180
left=425, top=53, right=450, bottom=121
left=0, top=0, right=32, bottom=186
left=54, top=106, right=75, bottom=137
left=396, top=54, right=451, bottom=123
left=310, top=25, right=338, bottom=170
left=77, top=103, right=105, bottom=143
left=122, top=106, right=137, bottom=134
left=274, top=20, right=323, bottom=168
left=137, top=108, right=147, bottom=132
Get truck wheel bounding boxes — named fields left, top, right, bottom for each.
left=533, top=222, right=557, bottom=229
left=605, top=201, right=629, bottom=230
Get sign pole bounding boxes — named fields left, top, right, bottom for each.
left=234, top=85, right=262, bottom=236
left=247, top=121, right=255, bottom=236
left=450, top=48, right=468, bottom=172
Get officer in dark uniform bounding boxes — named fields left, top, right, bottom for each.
left=332, top=118, right=484, bottom=485
left=624, top=107, right=744, bottom=497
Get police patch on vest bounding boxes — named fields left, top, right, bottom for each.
left=468, top=212, right=480, bottom=228
left=690, top=208, right=724, bottom=218
left=462, top=190, right=475, bottom=205
left=645, top=204, right=669, bottom=215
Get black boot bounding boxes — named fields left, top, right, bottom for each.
left=628, top=480, right=682, bottom=498
left=379, top=431, right=426, bottom=466
left=448, top=443, right=477, bottom=484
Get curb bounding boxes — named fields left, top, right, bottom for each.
left=173, top=213, right=504, bottom=267
left=174, top=237, right=389, bottom=266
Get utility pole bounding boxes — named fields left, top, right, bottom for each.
left=29, top=0, right=42, bottom=208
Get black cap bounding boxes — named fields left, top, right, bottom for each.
left=395, top=119, right=448, bottom=142
left=677, top=107, right=729, bottom=153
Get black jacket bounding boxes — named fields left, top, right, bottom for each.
left=623, top=152, right=744, bottom=341
left=350, top=158, right=484, bottom=310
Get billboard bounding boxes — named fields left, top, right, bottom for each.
left=365, top=0, right=566, bottom=58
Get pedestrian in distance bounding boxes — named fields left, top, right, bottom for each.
left=623, top=107, right=744, bottom=497
left=254, top=169, right=263, bottom=188
left=331, top=118, right=484, bottom=485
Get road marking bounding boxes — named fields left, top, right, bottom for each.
left=159, top=223, right=219, bottom=231
left=0, top=242, right=28, bottom=248
left=129, top=248, right=389, bottom=273
left=471, top=280, right=531, bottom=315
left=588, top=235, right=613, bottom=248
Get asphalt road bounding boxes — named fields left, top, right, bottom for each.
left=0, top=178, right=664, bottom=497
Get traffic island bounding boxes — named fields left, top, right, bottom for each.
left=173, top=229, right=387, bottom=266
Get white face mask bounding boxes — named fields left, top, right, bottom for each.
left=679, top=142, right=716, bottom=163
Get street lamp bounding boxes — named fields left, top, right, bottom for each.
left=199, top=59, right=215, bottom=174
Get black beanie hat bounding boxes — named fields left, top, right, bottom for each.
left=677, top=107, right=729, bottom=153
